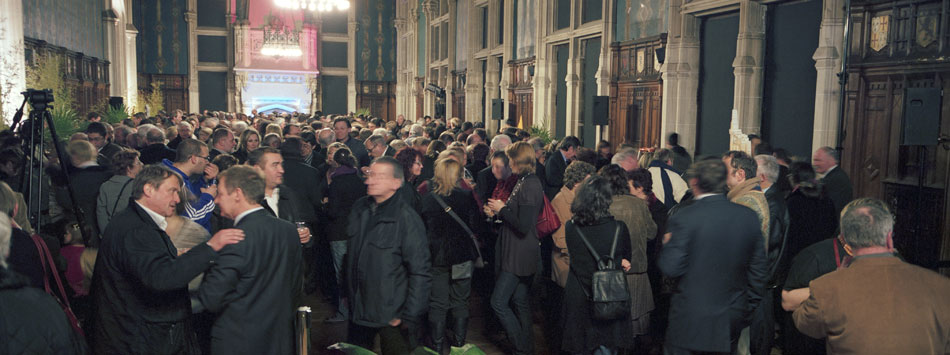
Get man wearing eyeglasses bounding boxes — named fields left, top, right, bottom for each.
left=162, top=138, right=219, bottom=233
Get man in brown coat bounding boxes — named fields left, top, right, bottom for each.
left=792, top=198, right=950, bottom=354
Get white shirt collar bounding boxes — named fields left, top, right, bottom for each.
left=818, top=165, right=838, bottom=179
left=694, top=193, right=720, bottom=201
left=264, top=187, right=280, bottom=216
left=135, top=202, right=168, bottom=231
left=77, top=161, right=99, bottom=168
left=234, top=206, right=265, bottom=225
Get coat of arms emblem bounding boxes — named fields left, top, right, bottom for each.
left=870, top=15, right=889, bottom=52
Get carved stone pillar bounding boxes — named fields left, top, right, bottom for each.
left=124, top=21, right=139, bottom=109
left=103, top=9, right=122, bottom=97
left=347, top=17, right=358, bottom=113
left=308, top=74, right=321, bottom=114
left=185, top=0, right=199, bottom=112
left=732, top=0, right=766, bottom=135
left=662, top=0, right=701, bottom=155
left=0, top=0, right=26, bottom=124
left=234, top=71, right=247, bottom=113
left=565, top=53, right=582, bottom=137
left=812, top=0, right=846, bottom=152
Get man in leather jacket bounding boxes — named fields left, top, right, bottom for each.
left=345, top=157, right=431, bottom=354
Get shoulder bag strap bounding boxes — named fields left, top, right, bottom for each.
left=28, top=233, right=53, bottom=294
left=34, top=234, right=74, bottom=310
left=608, top=223, right=620, bottom=261
left=572, top=223, right=603, bottom=266
left=431, top=192, right=483, bottom=260
left=110, top=178, right=134, bottom=218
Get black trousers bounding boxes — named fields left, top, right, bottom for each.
left=429, top=266, right=472, bottom=323
left=347, top=322, right=412, bottom=355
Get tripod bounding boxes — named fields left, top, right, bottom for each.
left=10, top=89, right=90, bottom=244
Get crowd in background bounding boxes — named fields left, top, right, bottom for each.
left=0, top=107, right=948, bottom=355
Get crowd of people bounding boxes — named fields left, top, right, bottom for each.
left=0, top=108, right=948, bottom=355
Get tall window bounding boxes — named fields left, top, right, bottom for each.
left=555, top=0, right=571, bottom=30
left=582, top=0, right=602, bottom=23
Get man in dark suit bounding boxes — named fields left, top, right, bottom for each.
left=544, top=136, right=579, bottom=199
left=301, top=131, right=325, bottom=169
left=751, top=154, right=790, bottom=355
left=208, top=128, right=235, bottom=160
left=813, top=146, right=852, bottom=215
left=90, top=165, right=244, bottom=354
left=792, top=198, right=950, bottom=354
left=364, top=134, right=395, bottom=159
left=248, top=147, right=314, bottom=245
left=334, top=117, right=371, bottom=167
left=139, top=127, right=177, bottom=165
left=168, top=121, right=194, bottom=150
left=62, top=140, right=113, bottom=247
left=280, top=137, right=323, bottom=219
left=86, top=122, right=122, bottom=168
left=659, top=159, right=768, bottom=355
left=197, top=165, right=303, bottom=355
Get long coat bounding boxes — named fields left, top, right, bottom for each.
left=608, top=194, right=657, bottom=331
left=659, top=194, right=768, bottom=353
left=561, top=218, right=634, bottom=353
left=197, top=209, right=303, bottom=355
left=90, top=202, right=218, bottom=354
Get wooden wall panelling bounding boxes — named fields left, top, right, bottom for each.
left=24, top=39, right=111, bottom=115
left=138, top=74, right=190, bottom=113
left=452, top=70, right=466, bottom=120
left=356, top=81, right=397, bottom=121
left=846, top=0, right=950, bottom=273
left=508, top=57, right=535, bottom=128
left=609, top=35, right=665, bottom=149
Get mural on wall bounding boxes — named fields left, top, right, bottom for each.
left=22, top=0, right=107, bottom=59
left=615, top=0, right=669, bottom=42
left=514, top=0, right=537, bottom=59
left=133, top=0, right=189, bottom=74
left=357, top=0, right=396, bottom=81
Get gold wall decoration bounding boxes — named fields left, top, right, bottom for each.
left=870, top=15, right=889, bottom=52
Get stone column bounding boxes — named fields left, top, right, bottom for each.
left=395, top=17, right=407, bottom=118
left=422, top=0, right=439, bottom=117
left=662, top=0, right=701, bottom=155
left=596, top=0, right=616, bottom=142
left=234, top=71, right=247, bottom=113
left=308, top=73, right=321, bottom=114
left=565, top=50, right=582, bottom=137
left=532, top=0, right=551, bottom=130
left=185, top=0, right=199, bottom=112
left=0, top=0, right=26, bottom=125
left=103, top=9, right=122, bottom=97
left=347, top=7, right=359, bottom=114
left=500, top=0, right=514, bottom=127
left=485, top=58, right=500, bottom=133
left=732, top=0, right=766, bottom=134
left=812, top=0, right=846, bottom=152
left=124, top=20, right=138, bottom=109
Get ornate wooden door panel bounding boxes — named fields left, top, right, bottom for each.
left=609, top=35, right=665, bottom=149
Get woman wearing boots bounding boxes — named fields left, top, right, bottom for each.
left=419, top=158, right=479, bottom=353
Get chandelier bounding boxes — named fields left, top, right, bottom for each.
left=274, top=0, right=350, bottom=11
left=261, top=27, right=302, bottom=57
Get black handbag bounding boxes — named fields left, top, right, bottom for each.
left=430, top=192, right=486, bottom=270
left=571, top=223, right=631, bottom=321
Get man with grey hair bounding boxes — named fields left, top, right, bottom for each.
left=748, top=154, right=789, bottom=355
left=489, top=134, right=512, bottom=155
left=812, top=146, right=852, bottom=214
left=611, top=147, right=639, bottom=172
left=408, top=124, right=424, bottom=139
left=649, top=148, right=688, bottom=208
left=364, top=134, right=394, bottom=159
left=792, top=198, right=950, bottom=354
left=168, top=121, right=194, bottom=150
left=140, top=127, right=177, bottom=165
left=90, top=165, right=244, bottom=353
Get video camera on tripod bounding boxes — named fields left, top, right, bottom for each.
left=10, top=88, right=92, bottom=245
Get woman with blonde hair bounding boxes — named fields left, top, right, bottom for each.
left=485, top=141, right=544, bottom=355
left=233, top=128, right=261, bottom=163
left=420, top=158, right=479, bottom=352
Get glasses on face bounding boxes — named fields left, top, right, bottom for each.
left=196, top=155, right=212, bottom=162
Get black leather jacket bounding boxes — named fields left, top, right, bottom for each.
left=345, top=193, right=431, bottom=327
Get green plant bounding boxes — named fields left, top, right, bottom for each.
left=136, top=81, right=164, bottom=115
left=26, top=54, right=74, bottom=112
left=355, top=107, right=372, bottom=118
left=48, top=105, right=80, bottom=142
left=102, top=104, right=130, bottom=125
left=530, top=125, right=553, bottom=145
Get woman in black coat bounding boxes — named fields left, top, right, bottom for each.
left=561, top=175, right=633, bottom=355
left=485, top=142, right=544, bottom=355
left=326, top=147, right=365, bottom=320
left=419, top=158, right=478, bottom=352
left=783, top=162, right=839, bottom=263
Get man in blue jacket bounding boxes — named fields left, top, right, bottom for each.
left=163, top=138, right=218, bottom=232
